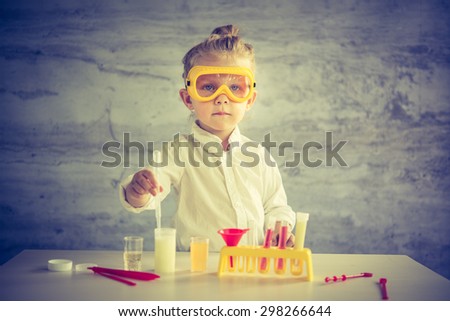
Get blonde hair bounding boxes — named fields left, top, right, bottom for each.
left=181, top=25, right=255, bottom=80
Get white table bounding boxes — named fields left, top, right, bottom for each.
left=0, top=250, right=449, bottom=301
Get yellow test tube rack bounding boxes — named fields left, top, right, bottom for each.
left=217, top=246, right=314, bottom=281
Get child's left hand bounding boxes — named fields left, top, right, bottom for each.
left=271, top=221, right=295, bottom=247
left=285, top=232, right=295, bottom=247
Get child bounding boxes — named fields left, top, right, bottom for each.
left=119, top=25, right=296, bottom=251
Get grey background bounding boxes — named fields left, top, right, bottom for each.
left=1, top=0, right=449, bottom=279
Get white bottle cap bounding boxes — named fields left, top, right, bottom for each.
left=296, top=212, right=310, bottom=222
left=48, top=259, right=73, bottom=272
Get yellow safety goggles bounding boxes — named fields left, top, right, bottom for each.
left=185, top=66, right=256, bottom=103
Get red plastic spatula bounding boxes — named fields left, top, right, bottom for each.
left=88, top=266, right=160, bottom=286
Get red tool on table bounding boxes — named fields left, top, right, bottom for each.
left=379, top=277, right=389, bottom=300
left=88, top=266, right=160, bottom=286
left=324, top=272, right=373, bottom=283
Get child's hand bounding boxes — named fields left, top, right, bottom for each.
left=271, top=221, right=296, bottom=247
left=271, top=231, right=295, bottom=247
left=125, top=169, right=163, bottom=208
left=285, top=232, right=295, bottom=248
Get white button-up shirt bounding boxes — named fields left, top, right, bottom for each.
left=119, top=122, right=295, bottom=252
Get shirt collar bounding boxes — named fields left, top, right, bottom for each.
left=191, top=121, right=243, bottom=147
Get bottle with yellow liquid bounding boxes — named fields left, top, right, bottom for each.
left=291, top=212, right=309, bottom=274
left=294, top=212, right=309, bottom=250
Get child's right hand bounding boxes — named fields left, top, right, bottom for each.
left=125, top=169, right=163, bottom=208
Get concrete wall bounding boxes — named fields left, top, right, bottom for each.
left=0, top=0, right=449, bottom=279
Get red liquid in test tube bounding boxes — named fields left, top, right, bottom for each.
left=259, top=228, right=273, bottom=272
left=275, top=224, right=288, bottom=274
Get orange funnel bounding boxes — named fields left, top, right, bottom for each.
left=218, top=228, right=249, bottom=246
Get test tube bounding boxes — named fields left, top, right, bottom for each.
left=291, top=212, right=310, bottom=275
left=275, top=220, right=288, bottom=275
left=294, top=212, right=309, bottom=250
left=258, top=228, right=273, bottom=273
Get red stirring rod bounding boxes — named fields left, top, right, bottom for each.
left=324, top=272, right=373, bottom=283
left=379, top=278, right=389, bottom=300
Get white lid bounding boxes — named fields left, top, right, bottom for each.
left=296, top=212, right=310, bottom=221
left=48, top=259, right=73, bottom=272
left=75, top=263, right=98, bottom=272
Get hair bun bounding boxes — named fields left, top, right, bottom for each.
left=181, top=24, right=255, bottom=79
left=210, top=25, right=240, bottom=39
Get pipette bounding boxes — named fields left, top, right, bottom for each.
left=324, top=272, right=373, bottom=283
left=154, top=150, right=162, bottom=229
